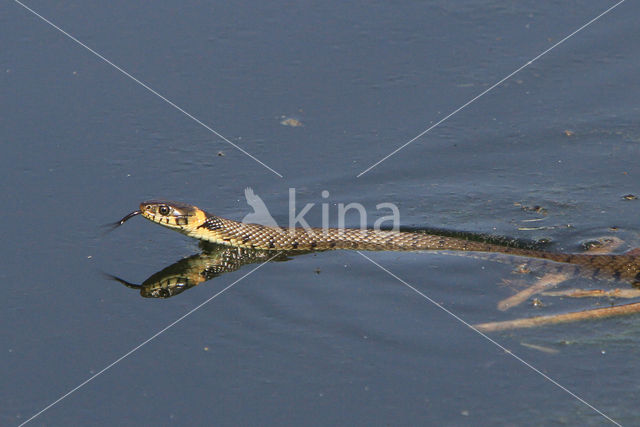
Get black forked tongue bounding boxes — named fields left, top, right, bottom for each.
left=117, top=210, right=142, bottom=226
left=102, top=210, right=141, bottom=235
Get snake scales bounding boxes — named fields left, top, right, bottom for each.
left=117, top=200, right=640, bottom=284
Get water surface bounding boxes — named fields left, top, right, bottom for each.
left=2, top=1, right=640, bottom=425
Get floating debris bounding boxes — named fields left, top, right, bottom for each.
left=580, top=237, right=623, bottom=253
left=514, top=263, right=532, bottom=274
left=521, top=218, right=547, bottom=223
left=280, top=117, right=304, bottom=127
left=622, top=194, right=637, bottom=200
left=514, top=202, right=548, bottom=216
left=581, top=240, right=605, bottom=251
left=517, top=226, right=556, bottom=231
left=563, top=130, right=575, bottom=137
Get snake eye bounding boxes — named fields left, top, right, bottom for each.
left=158, top=205, right=170, bottom=215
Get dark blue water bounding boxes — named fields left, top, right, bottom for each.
left=3, top=1, right=640, bottom=425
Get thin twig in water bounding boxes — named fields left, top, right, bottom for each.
left=475, top=302, right=640, bottom=332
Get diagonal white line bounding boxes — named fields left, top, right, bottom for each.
left=356, top=251, right=621, bottom=426
left=18, top=252, right=282, bottom=427
left=12, top=0, right=284, bottom=178
left=357, top=0, right=627, bottom=177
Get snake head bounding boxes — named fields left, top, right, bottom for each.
left=139, top=200, right=200, bottom=229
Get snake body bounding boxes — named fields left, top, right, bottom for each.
left=118, top=200, right=640, bottom=284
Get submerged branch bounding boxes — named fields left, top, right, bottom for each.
left=475, top=302, right=640, bottom=332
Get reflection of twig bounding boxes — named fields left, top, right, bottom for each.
left=517, top=226, right=556, bottom=231
left=520, top=342, right=559, bottom=354
left=475, top=302, right=640, bottom=332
